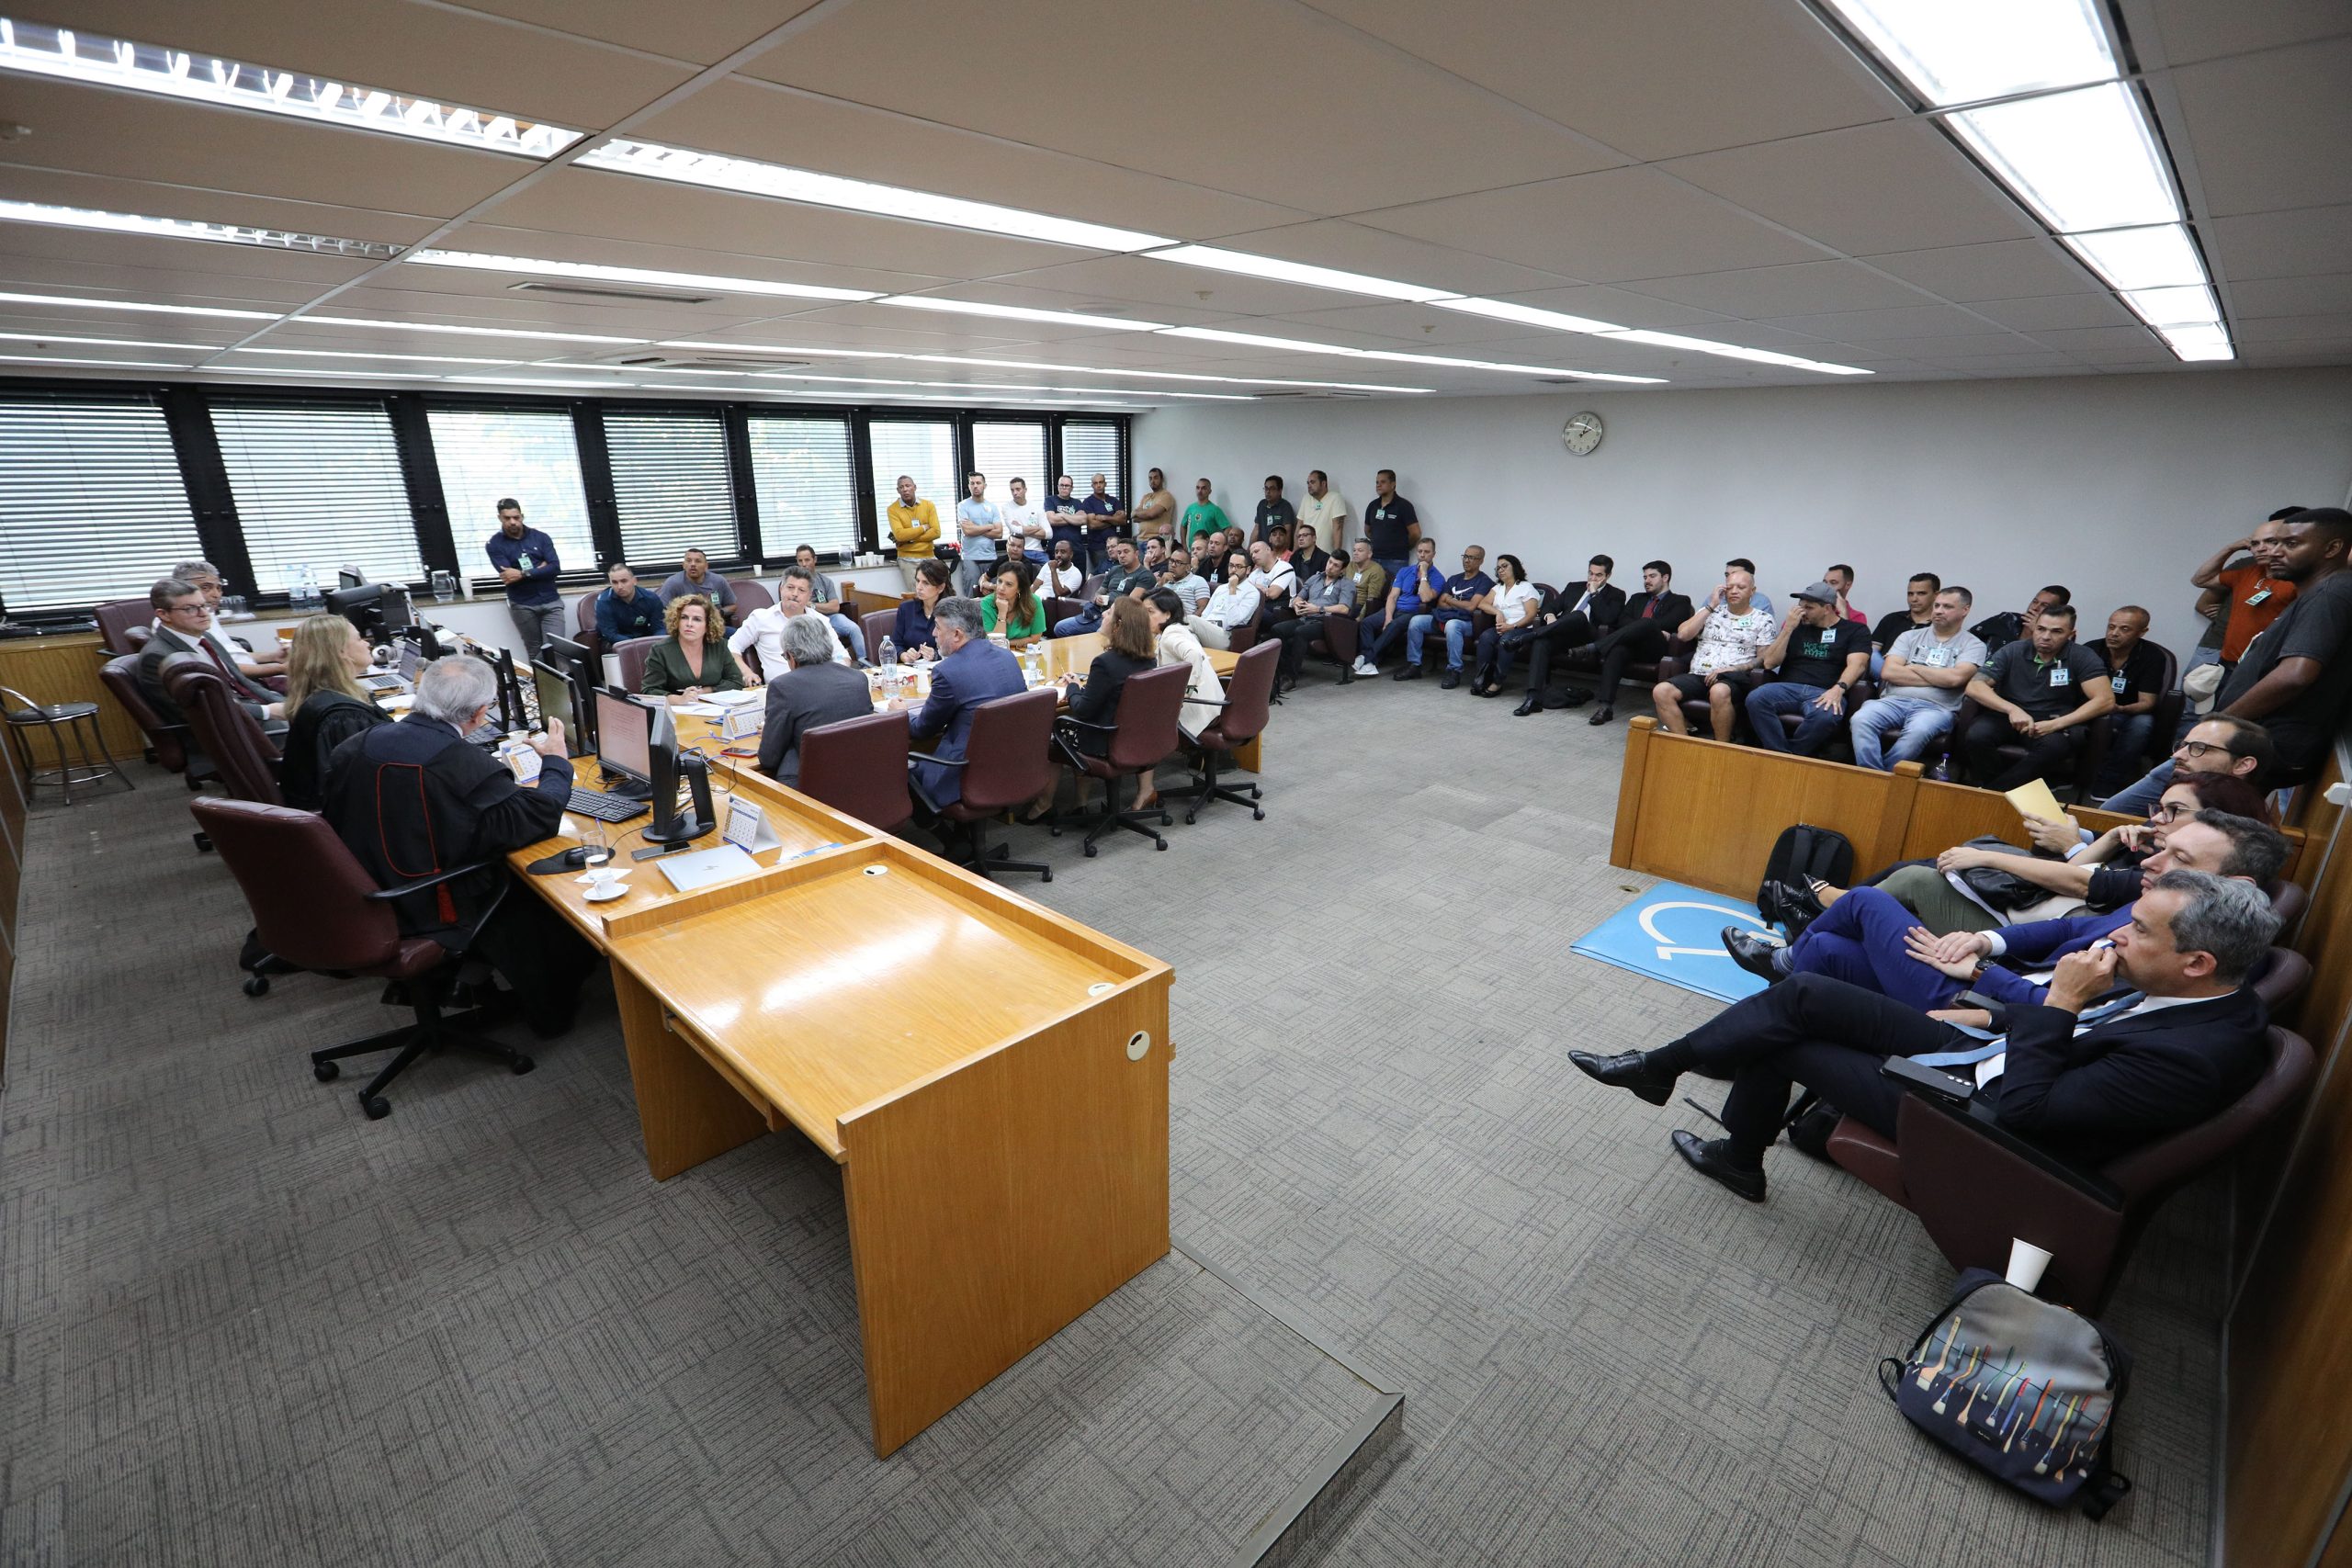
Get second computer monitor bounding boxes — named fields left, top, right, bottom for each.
left=594, top=688, right=653, bottom=791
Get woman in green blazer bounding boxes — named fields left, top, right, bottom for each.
left=980, top=560, right=1047, bottom=641
left=639, top=593, right=745, bottom=699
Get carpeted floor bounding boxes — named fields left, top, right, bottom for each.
left=0, top=668, right=2228, bottom=1565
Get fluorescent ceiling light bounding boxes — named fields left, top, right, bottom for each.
left=0, top=353, right=191, bottom=367
left=1595, top=330, right=1871, bottom=376
left=228, top=345, right=513, bottom=365
left=879, top=297, right=1168, bottom=332
left=301, top=316, right=645, bottom=344
left=2061, top=225, right=2206, bottom=292
left=0, top=329, right=209, bottom=351
left=2157, top=323, right=2233, bottom=362
left=404, top=250, right=878, bottom=303
left=747, top=371, right=923, bottom=388
left=1141, top=244, right=1460, bottom=303
left=661, top=340, right=903, bottom=359
left=1950, top=83, right=2179, bottom=233
left=214, top=365, right=447, bottom=379
left=1434, top=298, right=1627, bottom=334
left=1351, top=348, right=1668, bottom=384
left=908, top=355, right=1430, bottom=393
left=575, top=138, right=1170, bottom=253
left=1818, top=0, right=2113, bottom=107
left=444, top=376, right=639, bottom=389
left=1158, top=325, right=1364, bottom=355
left=0, top=197, right=400, bottom=258
left=2123, top=284, right=2221, bottom=326
left=0, top=289, right=277, bottom=321
left=0, top=17, right=579, bottom=156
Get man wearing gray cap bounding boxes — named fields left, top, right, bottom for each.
left=1745, top=581, right=1872, bottom=755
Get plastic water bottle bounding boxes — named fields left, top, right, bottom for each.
left=877, top=636, right=898, bottom=695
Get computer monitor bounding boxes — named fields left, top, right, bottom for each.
left=336, top=567, right=368, bottom=591
left=378, top=585, right=413, bottom=635
left=594, top=688, right=653, bottom=795
left=539, top=635, right=592, bottom=680
left=533, top=663, right=580, bottom=756
left=639, top=699, right=713, bottom=849
left=324, top=582, right=388, bottom=642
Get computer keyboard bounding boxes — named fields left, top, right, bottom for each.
left=567, top=786, right=650, bottom=823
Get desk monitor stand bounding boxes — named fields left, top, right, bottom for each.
left=637, top=708, right=716, bottom=853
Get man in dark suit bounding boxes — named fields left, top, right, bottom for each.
left=138, top=577, right=285, bottom=730
left=1555, top=558, right=1693, bottom=722
left=757, top=614, right=872, bottom=785
left=1722, top=810, right=2289, bottom=1012
left=1572, top=870, right=2277, bottom=1200
left=1518, top=553, right=1630, bottom=715
left=900, top=597, right=1025, bottom=811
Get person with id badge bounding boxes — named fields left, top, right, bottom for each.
left=1849, top=587, right=1986, bottom=770
left=1958, top=604, right=2113, bottom=790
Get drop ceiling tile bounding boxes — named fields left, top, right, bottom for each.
left=1310, top=0, right=1898, bottom=161
left=775, top=299, right=1179, bottom=347
left=2028, top=325, right=2172, bottom=353
left=2147, top=0, right=2352, bottom=66
left=1475, top=284, right=1735, bottom=330
left=0, top=167, right=439, bottom=246
left=873, top=280, right=1227, bottom=330
left=1862, top=238, right=2092, bottom=301
left=2227, top=274, right=2352, bottom=318
left=2237, top=340, right=2352, bottom=365
left=1270, top=303, right=1571, bottom=347
left=2168, top=38, right=2352, bottom=215
left=443, top=222, right=946, bottom=297
left=2203, top=203, right=2352, bottom=282
left=1357, top=167, right=1831, bottom=282
left=1749, top=305, right=2012, bottom=343
left=1662, top=119, right=2037, bottom=255
left=463, top=0, right=822, bottom=64
left=1616, top=260, right=1930, bottom=317
left=0, top=231, right=374, bottom=291
left=738, top=0, right=1620, bottom=212
left=1185, top=220, right=1583, bottom=297
left=1967, top=293, right=2138, bottom=332
left=2235, top=310, right=2352, bottom=343
left=1782, top=331, right=2033, bottom=359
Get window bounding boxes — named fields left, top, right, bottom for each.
left=426, top=404, right=594, bottom=579
left=747, top=414, right=858, bottom=561
left=0, top=393, right=203, bottom=612
left=1060, top=418, right=1125, bottom=503
left=971, top=420, right=1047, bottom=512
left=604, top=407, right=737, bottom=568
left=211, top=399, right=424, bottom=593
left=866, top=419, right=958, bottom=533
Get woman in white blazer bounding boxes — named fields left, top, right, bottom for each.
left=1143, top=588, right=1226, bottom=811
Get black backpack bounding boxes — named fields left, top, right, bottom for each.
left=1756, top=824, right=1854, bottom=937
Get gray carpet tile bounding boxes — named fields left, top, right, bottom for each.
left=2, top=662, right=2227, bottom=1565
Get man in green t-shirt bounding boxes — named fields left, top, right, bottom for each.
left=1182, top=476, right=1229, bottom=541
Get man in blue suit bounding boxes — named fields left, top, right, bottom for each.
left=902, top=596, right=1025, bottom=811
left=1721, top=809, right=2289, bottom=1012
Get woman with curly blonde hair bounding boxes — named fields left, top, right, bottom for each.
left=639, top=592, right=745, bottom=700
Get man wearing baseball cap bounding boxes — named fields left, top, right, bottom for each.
left=1745, top=580, right=1872, bottom=755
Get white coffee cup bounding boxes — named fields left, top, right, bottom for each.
left=585, top=866, right=621, bottom=893
left=2007, top=1237, right=2053, bottom=1292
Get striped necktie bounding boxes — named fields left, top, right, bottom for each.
left=1912, top=989, right=2144, bottom=1067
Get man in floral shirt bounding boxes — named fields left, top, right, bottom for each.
left=1652, top=568, right=1777, bottom=740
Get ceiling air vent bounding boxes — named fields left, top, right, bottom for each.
left=1254, top=389, right=1371, bottom=399
left=508, top=280, right=721, bottom=306
left=605, top=354, right=811, bottom=372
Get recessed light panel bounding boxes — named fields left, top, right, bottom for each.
left=405, top=250, right=877, bottom=302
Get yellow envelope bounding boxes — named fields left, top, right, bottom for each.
left=2003, top=776, right=2065, bottom=826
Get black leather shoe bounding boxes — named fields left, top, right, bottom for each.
left=1395, top=664, right=1423, bottom=681
left=1440, top=670, right=1461, bottom=690
left=1568, top=1049, right=1678, bottom=1106
left=1670, top=1129, right=1767, bottom=1201
left=1586, top=704, right=1615, bottom=725
left=1722, top=927, right=1792, bottom=983
left=1512, top=694, right=1543, bottom=716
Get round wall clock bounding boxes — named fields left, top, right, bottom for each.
left=1562, top=411, right=1604, bottom=456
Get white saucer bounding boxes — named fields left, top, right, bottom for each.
left=582, top=883, right=628, bottom=903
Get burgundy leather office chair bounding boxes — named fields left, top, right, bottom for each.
left=1054, top=661, right=1189, bottom=856
left=796, top=710, right=913, bottom=834
left=1224, top=620, right=1261, bottom=654
left=1046, top=596, right=1084, bottom=629
left=929, top=686, right=1059, bottom=883
left=571, top=592, right=602, bottom=662
left=2269, top=877, right=2308, bottom=933
left=1306, top=610, right=1361, bottom=680
left=1554, top=634, right=1691, bottom=705
left=1945, top=692, right=2123, bottom=800
left=861, top=608, right=899, bottom=660
left=160, top=654, right=282, bottom=806
left=1177, top=641, right=1278, bottom=825
left=190, top=797, right=535, bottom=1119
left=99, top=651, right=187, bottom=772
left=730, top=576, right=775, bottom=620
left=612, top=636, right=662, bottom=694
left=94, top=597, right=153, bottom=656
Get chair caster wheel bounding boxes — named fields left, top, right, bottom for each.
left=1153, top=839, right=1167, bottom=851
left=511, top=1055, right=535, bottom=1076
left=243, top=975, right=269, bottom=997
left=1183, top=811, right=1197, bottom=826
left=1083, top=843, right=1098, bottom=858
left=1159, top=812, right=1171, bottom=826
left=313, top=1060, right=339, bottom=1082
left=1041, top=868, right=1053, bottom=883
left=1249, top=786, right=1261, bottom=800
left=360, top=1094, right=390, bottom=1120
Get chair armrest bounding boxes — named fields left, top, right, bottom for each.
left=365, top=856, right=507, bottom=900
left=1055, top=715, right=1115, bottom=734
left=1902, top=1089, right=2125, bottom=1209
left=1657, top=653, right=1690, bottom=681
left=1894, top=1090, right=2128, bottom=1303
left=920, top=754, right=970, bottom=769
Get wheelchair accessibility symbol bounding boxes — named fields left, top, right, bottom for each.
left=1570, top=881, right=1775, bottom=1004
left=1637, top=900, right=1770, bottom=962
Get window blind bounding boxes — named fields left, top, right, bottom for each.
left=866, top=419, right=958, bottom=531
left=605, top=407, right=738, bottom=568
left=1059, top=418, right=1125, bottom=502
left=210, top=399, right=424, bottom=593
left=747, top=414, right=858, bottom=559
left=425, top=404, right=595, bottom=579
left=972, top=420, right=1047, bottom=512
left=0, top=392, right=203, bottom=612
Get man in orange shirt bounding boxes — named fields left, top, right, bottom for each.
left=2191, top=507, right=2304, bottom=670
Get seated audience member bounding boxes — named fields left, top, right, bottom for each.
left=170, top=558, right=284, bottom=678
left=278, top=613, right=392, bottom=812
left=2102, top=700, right=2285, bottom=818
left=729, top=565, right=848, bottom=678
left=1344, top=537, right=1388, bottom=621
left=1251, top=474, right=1295, bottom=545
left=1193, top=529, right=1229, bottom=589
left=1146, top=589, right=1225, bottom=802
left=2201, top=505, right=2352, bottom=787
left=2189, top=508, right=2303, bottom=679
left=1051, top=536, right=1155, bottom=637
left=594, top=562, right=666, bottom=647
left=1246, top=538, right=1299, bottom=632
left=1958, top=604, right=2113, bottom=789
left=1162, top=544, right=1212, bottom=611
left=1823, top=563, right=1867, bottom=626
left=901, top=596, right=1025, bottom=812
left=982, top=561, right=1048, bottom=641
left=2091, top=605, right=2167, bottom=795
left=1032, top=597, right=1159, bottom=818
left=1870, top=573, right=1940, bottom=667
left=756, top=615, right=871, bottom=784
left=1517, top=555, right=1626, bottom=716
left=1291, top=522, right=1332, bottom=582
left=1202, top=552, right=1262, bottom=641
left=1971, top=583, right=2070, bottom=653
left=1041, top=537, right=1085, bottom=600
left=1746, top=581, right=1872, bottom=755
left=793, top=544, right=868, bottom=662
left=660, top=547, right=740, bottom=625
left=1142, top=536, right=1171, bottom=578
left=1471, top=554, right=1543, bottom=696
left=1398, top=544, right=1492, bottom=688
left=1653, top=568, right=1775, bottom=740
left=1182, top=476, right=1230, bottom=545
left=1272, top=551, right=1360, bottom=690
left=140, top=577, right=286, bottom=729
left=892, top=558, right=954, bottom=661
left=1849, top=587, right=1984, bottom=771
left=1002, top=476, right=1051, bottom=564
left=1724, top=558, right=1777, bottom=620
left=1571, top=870, right=2277, bottom=1201
left=640, top=593, right=746, bottom=700
left=1583, top=561, right=1696, bottom=725
left=1359, top=537, right=1443, bottom=674
left=1724, top=809, right=2286, bottom=1011
left=321, top=656, right=594, bottom=1036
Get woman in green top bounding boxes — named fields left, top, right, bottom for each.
left=639, top=593, right=745, bottom=700
left=980, top=559, right=1047, bottom=641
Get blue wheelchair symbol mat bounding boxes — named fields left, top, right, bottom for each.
left=1569, top=882, right=1773, bottom=1004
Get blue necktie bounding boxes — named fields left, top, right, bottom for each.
left=1912, top=990, right=2143, bottom=1067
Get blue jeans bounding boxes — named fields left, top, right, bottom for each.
left=2100, top=758, right=2173, bottom=815
left=2094, top=711, right=2158, bottom=795
left=1407, top=614, right=1472, bottom=669
left=1848, top=695, right=1953, bottom=771
left=1051, top=608, right=1101, bottom=638
left=1746, top=681, right=1843, bottom=755
left=827, top=611, right=867, bottom=663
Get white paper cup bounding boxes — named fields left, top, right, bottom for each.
left=2007, top=1237, right=2053, bottom=1292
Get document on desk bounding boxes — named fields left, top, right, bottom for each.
left=673, top=702, right=729, bottom=718
left=653, top=843, right=762, bottom=893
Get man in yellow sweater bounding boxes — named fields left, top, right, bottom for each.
left=886, top=473, right=941, bottom=591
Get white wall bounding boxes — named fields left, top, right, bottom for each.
left=1138, top=368, right=2352, bottom=642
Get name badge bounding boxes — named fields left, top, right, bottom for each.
left=2245, top=588, right=2273, bottom=607
left=2110, top=671, right=2130, bottom=695
left=2049, top=666, right=2073, bottom=687
left=1919, top=647, right=1951, bottom=667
